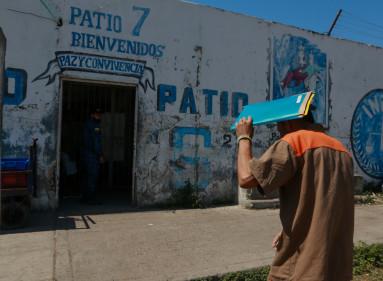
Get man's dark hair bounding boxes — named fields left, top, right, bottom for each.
left=302, top=108, right=315, bottom=124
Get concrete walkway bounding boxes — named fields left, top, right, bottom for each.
left=1, top=204, right=383, bottom=281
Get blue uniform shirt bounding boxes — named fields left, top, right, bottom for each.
left=82, top=118, right=102, bottom=159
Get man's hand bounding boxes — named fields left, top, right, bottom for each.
left=236, top=116, right=259, bottom=189
left=272, top=231, right=283, bottom=250
left=236, top=116, right=254, bottom=137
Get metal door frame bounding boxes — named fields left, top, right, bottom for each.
left=55, top=76, right=139, bottom=206
left=0, top=28, right=7, bottom=227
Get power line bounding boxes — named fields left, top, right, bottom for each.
left=329, top=9, right=383, bottom=46
left=342, top=9, right=383, bottom=32
left=335, top=25, right=383, bottom=42
left=340, top=16, right=383, bottom=33
left=336, top=23, right=383, bottom=39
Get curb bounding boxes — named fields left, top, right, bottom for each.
left=241, top=195, right=383, bottom=210
left=240, top=199, right=280, bottom=209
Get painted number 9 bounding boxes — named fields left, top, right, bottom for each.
left=132, top=6, right=150, bottom=36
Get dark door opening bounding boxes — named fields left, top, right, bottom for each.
left=59, top=80, right=136, bottom=205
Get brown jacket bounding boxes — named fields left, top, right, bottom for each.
left=249, top=129, right=354, bottom=281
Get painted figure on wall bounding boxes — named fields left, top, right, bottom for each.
left=273, top=35, right=327, bottom=125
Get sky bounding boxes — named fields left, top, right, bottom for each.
left=187, top=0, right=383, bottom=48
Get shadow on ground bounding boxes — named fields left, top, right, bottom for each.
left=1, top=192, right=234, bottom=235
left=1, top=192, right=151, bottom=235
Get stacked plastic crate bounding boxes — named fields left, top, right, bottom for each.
left=1, top=158, right=31, bottom=228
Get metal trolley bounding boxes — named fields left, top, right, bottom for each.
left=0, top=139, right=37, bottom=229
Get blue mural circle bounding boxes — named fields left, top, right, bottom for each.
left=351, top=89, right=383, bottom=179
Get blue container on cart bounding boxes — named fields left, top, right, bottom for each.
left=1, top=158, right=30, bottom=171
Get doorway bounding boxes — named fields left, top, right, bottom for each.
left=59, top=80, right=136, bottom=204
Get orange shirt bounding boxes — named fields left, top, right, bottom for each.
left=249, top=128, right=354, bottom=281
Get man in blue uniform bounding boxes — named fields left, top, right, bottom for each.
left=81, top=108, right=103, bottom=204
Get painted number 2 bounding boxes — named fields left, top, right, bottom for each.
left=132, top=6, right=150, bottom=36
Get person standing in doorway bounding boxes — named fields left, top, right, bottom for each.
left=236, top=111, right=354, bottom=280
left=81, top=108, right=103, bottom=204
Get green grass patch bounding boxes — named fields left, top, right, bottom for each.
left=192, top=242, right=383, bottom=281
left=192, top=266, right=270, bottom=281
left=354, top=242, right=383, bottom=276
left=354, top=267, right=383, bottom=281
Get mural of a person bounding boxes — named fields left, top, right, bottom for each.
left=274, top=35, right=327, bottom=125
left=304, top=51, right=322, bottom=91
left=280, top=45, right=307, bottom=94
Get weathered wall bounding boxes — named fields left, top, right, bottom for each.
left=0, top=0, right=382, bottom=208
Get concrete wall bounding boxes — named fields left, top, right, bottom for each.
left=0, top=0, right=382, bottom=209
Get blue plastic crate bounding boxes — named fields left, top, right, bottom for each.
left=1, top=158, right=30, bottom=171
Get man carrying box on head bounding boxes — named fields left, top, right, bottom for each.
left=236, top=108, right=354, bottom=281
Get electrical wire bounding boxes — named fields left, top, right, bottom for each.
left=331, top=10, right=383, bottom=46
left=334, top=26, right=383, bottom=43
left=336, top=23, right=383, bottom=40
left=7, top=8, right=57, bottom=23
left=340, top=17, right=383, bottom=34
left=342, top=9, right=383, bottom=32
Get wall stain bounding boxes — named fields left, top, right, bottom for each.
left=266, top=37, right=272, bottom=101
left=327, top=61, right=333, bottom=125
